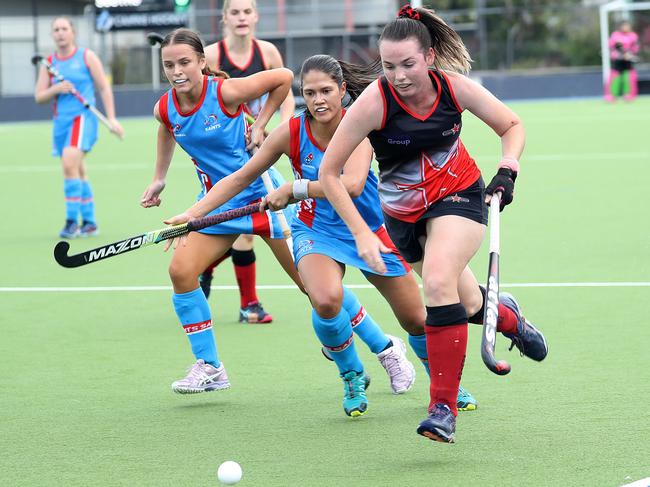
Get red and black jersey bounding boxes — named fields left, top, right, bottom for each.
left=368, top=70, right=481, bottom=223
left=216, top=39, right=268, bottom=78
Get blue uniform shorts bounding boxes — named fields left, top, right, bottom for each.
left=292, top=221, right=410, bottom=277
left=52, top=113, right=98, bottom=157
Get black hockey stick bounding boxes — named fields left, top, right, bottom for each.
left=54, top=202, right=262, bottom=268
left=480, top=192, right=512, bottom=375
left=31, top=54, right=122, bottom=139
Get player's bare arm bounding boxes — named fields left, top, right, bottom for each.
left=174, top=120, right=291, bottom=222
left=260, top=40, right=296, bottom=121
left=141, top=102, right=175, bottom=208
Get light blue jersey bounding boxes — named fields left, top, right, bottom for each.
left=288, top=112, right=409, bottom=276
left=49, top=48, right=95, bottom=119
left=158, top=75, right=286, bottom=238
left=288, top=112, right=384, bottom=235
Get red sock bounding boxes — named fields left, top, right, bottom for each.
left=234, top=262, right=258, bottom=308
left=425, top=323, right=468, bottom=416
left=204, top=251, right=231, bottom=274
left=497, top=303, right=518, bottom=334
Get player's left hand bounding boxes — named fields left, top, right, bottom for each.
left=108, top=117, right=125, bottom=139
left=162, top=212, right=196, bottom=252
left=485, top=167, right=517, bottom=211
left=163, top=211, right=193, bottom=226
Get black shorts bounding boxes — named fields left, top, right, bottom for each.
left=382, top=177, right=488, bottom=263
left=612, top=59, right=633, bottom=72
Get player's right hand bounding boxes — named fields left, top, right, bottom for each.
left=54, top=81, right=75, bottom=94
left=108, top=117, right=125, bottom=139
left=355, top=230, right=391, bottom=274
left=140, top=180, right=166, bottom=208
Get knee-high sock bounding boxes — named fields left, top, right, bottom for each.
left=468, top=285, right=519, bottom=334
left=80, top=180, right=96, bottom=224
left=312, top=308, right=363, bottom=375
left=63, top=179, right=82, bottom=222
left=626, top=69, right=638, bottom=98
left=425, top=304, right=468, bottom=416
left=609, top=70, right=623, bottom=97
left=172, top=288, right=219, bottom=366
left=232, top=249, right=258, bottom=307
left=408, top=333, right=429, bottom=375
left=341, top=286, right=390, bottom=354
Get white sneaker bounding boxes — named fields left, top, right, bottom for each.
left=377, top=335, right=415, bottom=394
left=171, top=359, right=230, bottom=394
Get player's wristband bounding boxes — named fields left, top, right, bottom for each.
left=292, top=179, right=310, bottom=200
left=498, top=157, right=520, bottom=176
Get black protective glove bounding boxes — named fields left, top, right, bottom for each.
left=485, top=167, right=517, bottom=211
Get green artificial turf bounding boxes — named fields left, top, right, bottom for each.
left=1, top=97, right=649, bottom=486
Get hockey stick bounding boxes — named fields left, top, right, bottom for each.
left=54, top=202, right=262, bottom=268
left=480, top=192, right=512, bottom=376
left=31, top=54, right=122, bottom=140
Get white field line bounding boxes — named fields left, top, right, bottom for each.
left=620, top=477, right=650, bottom=487
left=0, top=282, right=649, bottom=292
left=1, top=152, right=648, bottom=173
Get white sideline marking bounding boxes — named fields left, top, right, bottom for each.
left=1, top=152, right=648, bottom=173
left=0, top=282, right=649, bottom=292
left=620, top=477, right=650, bottom=487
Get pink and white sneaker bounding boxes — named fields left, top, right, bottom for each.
left=377, top=335, right=415, bottom=394
left=171, top=359, right=230, bottom=394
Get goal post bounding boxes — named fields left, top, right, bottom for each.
left=600, top=0, right=650, bottom=83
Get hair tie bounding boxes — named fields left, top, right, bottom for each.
left=397, top=5, right=420, bottom=21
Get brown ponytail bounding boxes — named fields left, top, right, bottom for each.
left=384, top=5, right=472, bottom=74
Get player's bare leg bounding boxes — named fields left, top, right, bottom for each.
left=415, top=215, right=484, bottom=442
left=298, top=253, right=367, bottom=417
left=169, top=232, right=238, bottom=394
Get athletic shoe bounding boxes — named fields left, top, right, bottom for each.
left=457, top=385, right=478, bottom=411
left=377, top=335, right=415, bottom=394
left=239, top=301, right=273, bottom=324
left=417, top=403, right=456, bottom=443
left=59, top=220, right=79, bottom=239
left=500, top=292, right=548, bottom=362
left=341, top=370, right=368, bottom=418
left=79, top=222, right=98, bottom=237
left=199, top=269, right=213, bottom=298
left=320, top=347, right=372, bottom=390
left=171, top=359, right=230, bottom=394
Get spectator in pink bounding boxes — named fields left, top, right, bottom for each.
left=605, top=21, right=640, bottom=102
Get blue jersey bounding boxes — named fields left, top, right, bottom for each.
left=158, top=75, right=272, bottom=214
left=288, top=112, right=384, bottom=236
left=49, top=48, right=95, bottom=119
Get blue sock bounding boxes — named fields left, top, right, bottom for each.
left=312, top=308, right=363, bottom=375
left=172, top=288, right=219, bottom=367
left=80, top=180, right=95, bottom=224
left=341, top=286, right=390, bottom=354
left=408, top=333, right=429, bottom=376
left=64, top=179, right=82, bottom=222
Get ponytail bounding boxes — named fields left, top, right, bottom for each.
left=384, top=5, right=472, bottom=74
left=301, top=4, right=471, bottom=105
left=338, top=59, right=382, bottom=101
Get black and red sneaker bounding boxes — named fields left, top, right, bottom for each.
left=417, top=404, right=456, bottom=443
left=239, top=301, right=273, bottom=324
left=500, top=292, right=548, bottom=362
